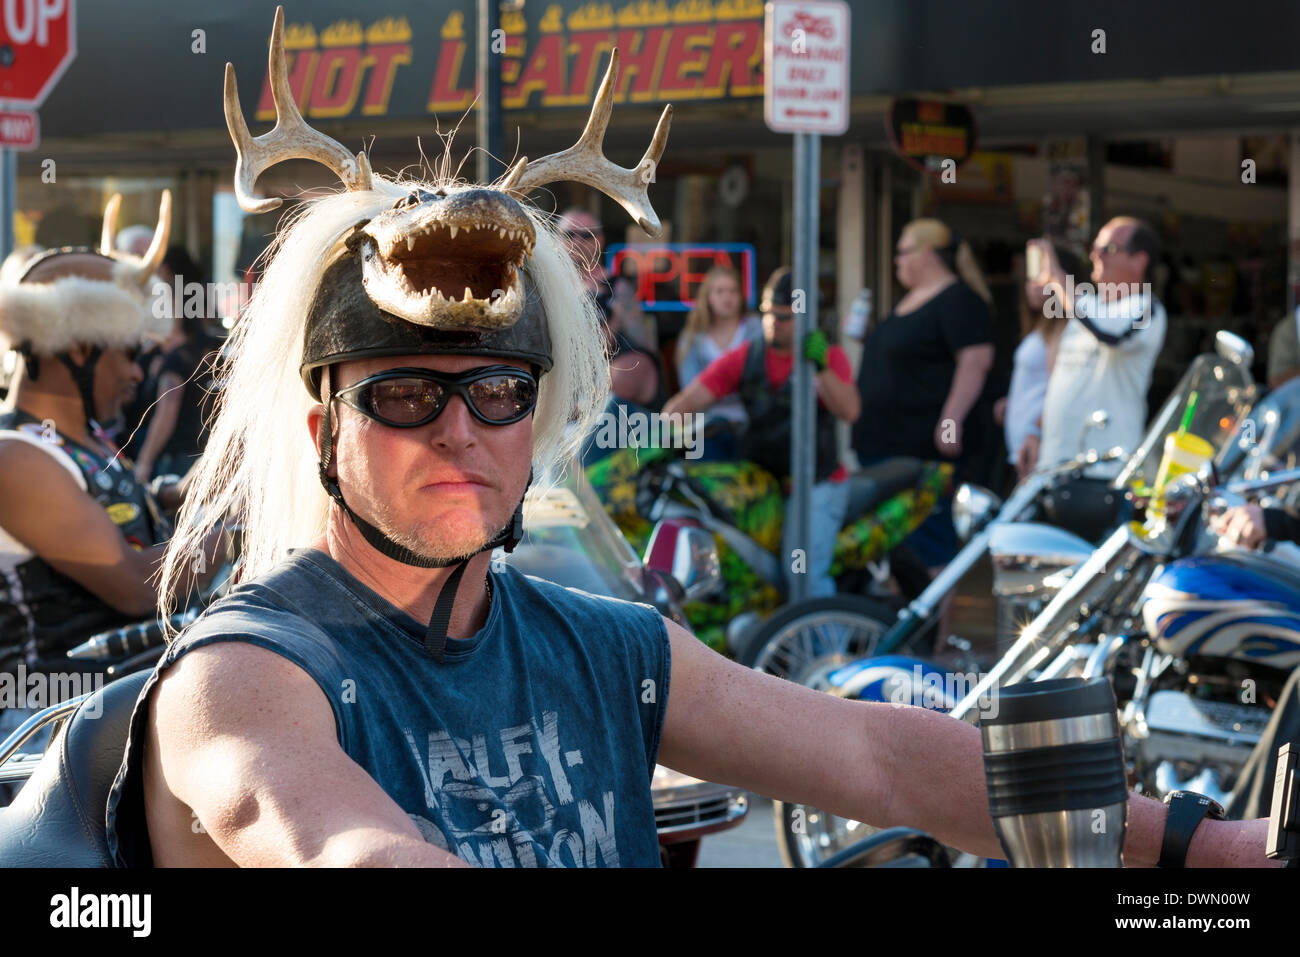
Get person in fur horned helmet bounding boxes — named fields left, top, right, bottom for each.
left=107, top=8, right=1280, bottom=869
left=0, top=191, right=225, bottom=679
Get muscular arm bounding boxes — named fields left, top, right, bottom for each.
left=145, top=641, right=468, bottom=867
left=0, top=441, right=224, bottom=618
left=657, top=619, right=1277, bottom=867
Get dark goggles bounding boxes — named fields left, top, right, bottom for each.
left=334, top=365, right=538, bottom=428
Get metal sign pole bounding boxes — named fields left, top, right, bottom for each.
left=476, top=0, right=504, bottom=184
left=0, top=148, right=14, bottom=262
left=789, top=131, right=820, bottom=603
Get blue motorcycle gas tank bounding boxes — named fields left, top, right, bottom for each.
left=1141, top=551, right=1300, bottom=669
left=826, top=655, right=961, bottom=709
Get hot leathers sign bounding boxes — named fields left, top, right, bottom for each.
left=41, top=1, right=766, bottom=136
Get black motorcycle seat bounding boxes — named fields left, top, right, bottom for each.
left=0, top=669, right=149, bottom=867
left=845, top=457, right=926, bottom=516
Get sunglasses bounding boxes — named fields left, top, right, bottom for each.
left=334, top=365, right=538, bottom=428
left=1091, top=242, right=1129, bottom=257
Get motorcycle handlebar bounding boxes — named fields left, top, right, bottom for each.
left=65, top=607, right=200, bottom=661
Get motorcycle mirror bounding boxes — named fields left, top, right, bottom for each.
left=643, top=521, right=724, bottom=602
left=953, top=483, right=1002, bottom=542
left=1215, top=330, right=1255, bottom=368
left=1077, top=409, right=1111, bottom=457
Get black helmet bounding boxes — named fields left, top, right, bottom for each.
left=301, top=243, right=553, bottom=401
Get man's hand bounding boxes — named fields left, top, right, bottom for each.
left=803, top=329, right=830, bottom=371
left=1017, top=433, right=1040, bottom=478
left=1211, top=504, right=1268, bottom=549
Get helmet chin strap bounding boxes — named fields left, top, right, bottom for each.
left=54, top=348, right=103, bottom=428
left=316, top=391, right=528, bottom=662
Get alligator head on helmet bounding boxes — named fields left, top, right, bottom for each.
left=224, top=5, right=671, bottom=333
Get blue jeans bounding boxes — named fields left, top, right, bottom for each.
left=782, top=479, right=850, bottom=598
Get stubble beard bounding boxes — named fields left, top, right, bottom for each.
left=368, top=490, right=514, bottom=565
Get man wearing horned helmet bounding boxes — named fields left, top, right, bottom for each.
left=0, top=192, right=225, bottom=680
left=106, top=9, right=1278, bottom=869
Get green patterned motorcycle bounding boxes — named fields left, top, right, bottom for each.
left=585, top=437, right=952, bottom=673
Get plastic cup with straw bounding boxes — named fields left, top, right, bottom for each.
left=1153, top=390, right=1215, bottom=509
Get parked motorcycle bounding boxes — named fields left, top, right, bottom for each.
left=772, top=331, right=1277, bottom=865
left=585, top=425, right=952, bottom=657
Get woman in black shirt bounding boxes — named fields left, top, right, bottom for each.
left=855, top=219, right=994, bottom=608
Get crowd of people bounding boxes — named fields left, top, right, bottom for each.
left=0, top=194, right=1281, bottom=668
left=0, top=184, right=1281, bottom=866
left=572, top=207, right=1186, bottom=653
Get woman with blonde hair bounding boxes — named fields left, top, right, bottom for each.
left=853, top=218, right=994, bottom=655
left=674, top=265, right=760, bottom=457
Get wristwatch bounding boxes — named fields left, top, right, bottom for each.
left=1158, top=790, right=1225, bottom=868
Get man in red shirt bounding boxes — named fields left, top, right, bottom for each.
left=663, top=268, right=859, bottom=596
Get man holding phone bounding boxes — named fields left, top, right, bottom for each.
left=1022, top=217, right=1166, bottom=475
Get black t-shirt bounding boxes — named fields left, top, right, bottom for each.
left=158, top=334, right=222, bottom=462
left=853, top=281, right=992, bottom=460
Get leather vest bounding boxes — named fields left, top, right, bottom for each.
left=0, top=410, right=167, bottom=665
left=736, top=340, right=839, bottom=483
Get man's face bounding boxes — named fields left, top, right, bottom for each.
left=322, top=353, right=534, bottom=564
left=1090, top=220, right=1146, bottom=289
left=558, top=212, right=604, bottom=268
left=762, top=305, right=795, bottom=351
left=93, top=345, right=144, bottom=422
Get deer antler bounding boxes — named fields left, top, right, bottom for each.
left=224, top=5, right=373, bottom=214
left=500, top=49, right=672, bottom=237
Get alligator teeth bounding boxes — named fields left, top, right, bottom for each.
left=449, top=225, right=459, bottom=239
left=405, top=236, right=415, bottom=252
left=463, top=286, right=474, bottom=301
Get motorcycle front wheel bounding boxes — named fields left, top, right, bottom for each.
left=773, top=800, right=989, bottom=868
left=738, top=596, right=992, bottom=868
left=735, top=595, right=894, bottom=685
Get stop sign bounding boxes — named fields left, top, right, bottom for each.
left=0, top=0, right=75, bottom=109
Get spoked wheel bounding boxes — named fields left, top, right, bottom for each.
left=739, top=597, right=993, bottom=869
left=775, top=800, right=874, bottom=868
left=735, top=595, right=894, bottom=683
left=773, top=801, right=989, bottom=868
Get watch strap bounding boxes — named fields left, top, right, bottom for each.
left=1159, top=791, right=1224, bottom=868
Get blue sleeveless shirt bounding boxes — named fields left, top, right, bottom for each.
left=107, top=548, right=672, bottom=868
